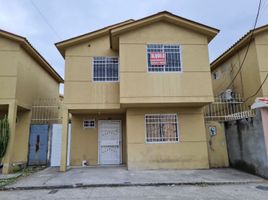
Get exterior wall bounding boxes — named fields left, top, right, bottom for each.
left=64, top=35, right=119, bottom=110
left=225, top=110, right=268, bottom=178
left=119, top=22, right=214, bottom=105
left=11, top=110, right=31, bottom=163
left=255, top=31, right=268, bottom=97
left=211, top=40, right=262, bottom=107
left=15, top=48, right=59, bottom=108
left=0, top=37, right=19, bottom=101
left=70, top=113, right=126, bottom=166
left=126, top=107, right=209, bottom=170
left=205, top=121, right=229, bottom=168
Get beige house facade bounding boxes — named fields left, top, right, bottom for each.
left=56, top=11, right=219, bottom=171
left=211, top=25, right=268, bottom=107
left=0, top=29, right=63, bottom=174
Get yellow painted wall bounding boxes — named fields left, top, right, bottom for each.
left=211, top=40, right=262, bottom=107
left=205, top=121, right=229, bottom=168
left=0, top=37, right=19, bottom=100
left=0, top=35, right=60, bottom=169
left=70, top=113, right=126, bottom=166
left=119, top=22, right=214, bottom=105
left=126, top=107, right=209, bottom=170
left=255, top=31, right=268, bottom=97
left=64, top=35, right=119, bottom=110
left=11, top=110, right=31, bottom=163
left=15, top=48, right=59, bottom=108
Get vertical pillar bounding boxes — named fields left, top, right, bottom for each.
left=2, top=101, right=17, bottom=174
left=60, top=107, right=69, bottom=172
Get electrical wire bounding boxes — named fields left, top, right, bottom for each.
left=224, top=0, right=262, bottom=91
left=244, top=73, right=268, bottom=103
left=30, top=0, right=61, bottom=40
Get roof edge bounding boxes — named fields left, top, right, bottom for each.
left=0, top=29, right=63, bottom=83
left=211, top=24, right=268, bottom=71
left=55, top=19, right=135, bottom=57
left=110, top=11, right=219, bottom=41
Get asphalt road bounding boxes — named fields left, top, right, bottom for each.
left=1, top=183, right=268, bottom=200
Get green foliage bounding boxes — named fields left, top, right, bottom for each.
left=0, top=116, right=9, bottom=159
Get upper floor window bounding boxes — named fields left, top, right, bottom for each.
left=147, top=44, right=181, bottom=72
left=212, top=71, right=220, bottom=80
left=93, top=57, right=119, bottom=82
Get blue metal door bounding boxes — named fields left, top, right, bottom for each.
left=28, top=125, right=49, bottom=165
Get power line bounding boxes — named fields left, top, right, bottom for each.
left=30, top=0, right=61, bottom=40
left=224, top=0, right=262, bottom=91
left=244, top=73, right=268, bottom=103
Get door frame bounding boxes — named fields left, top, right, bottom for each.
left=98, top=120, right=122, bottom=165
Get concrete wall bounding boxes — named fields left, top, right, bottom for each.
left=11, top=110, right=31, bottom=163
left=70, top=113, right=126, bottom=166
left=119, top=21, right=214, bottom=105
left=126, top=107, right=209, bottom=170
left=16, top=48, right=59, bottom=108
left=64, top=35, right=120, bottom=110
left=205, top=121, right=229, bottom=168
left=0, top=37, right=19, bottom=101
left=225, top=110, right=268, bottom=178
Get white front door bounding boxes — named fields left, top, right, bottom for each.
left=98, top=120, right=121, bottom=165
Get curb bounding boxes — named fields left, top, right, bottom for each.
left=1, top=180, right=266, bottom=191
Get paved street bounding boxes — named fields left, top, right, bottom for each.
left=1, top=183, right=268, bottom=200
left=6, top=167, right=264, bottom=189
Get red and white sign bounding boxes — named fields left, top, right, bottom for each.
left=150, top=52, right=166, bottom=65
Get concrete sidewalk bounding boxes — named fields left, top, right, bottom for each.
left=4, top=167, right=266, bottom=190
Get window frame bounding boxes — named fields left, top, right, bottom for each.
left=83, top=119, right=96, bottom=129
left=144, top=113, right=179, bottom=144
left=146, top=44, right=183, bottom=73
left=92, top=56, right=119, bottom=82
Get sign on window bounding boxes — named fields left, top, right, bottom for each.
left=150, top=52, right=166, bottom=65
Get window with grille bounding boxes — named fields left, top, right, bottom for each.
left=93, top=57, right=119, bottom=81
left=147, top=44, right=181, bottom=72
left=83, top=119, right=95, bottom=128
left=145, top=114, right=179, bottom=143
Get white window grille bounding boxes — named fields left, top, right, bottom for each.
left=83, top=119, right=95, bottom=128
left=93, top=57, right=119, bottom=81
left=147, top=44, right=181, bottom=72
left=145, top=114, right=179, bottom=143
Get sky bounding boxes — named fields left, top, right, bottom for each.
left=0, top=0, right=268, bottom=93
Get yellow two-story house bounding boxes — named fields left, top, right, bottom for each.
left=0, top=29, right=63, bottom=174
left=56, top=11, right=219, bottom=171
left=211, top=25, right=268, bottom=107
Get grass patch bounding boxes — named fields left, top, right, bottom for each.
left=0, top=166, right=45, bottom=188
left=0, top=178, right=17, bottom=188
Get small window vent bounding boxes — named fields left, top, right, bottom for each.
left=83, top=119, right=95, bottom=128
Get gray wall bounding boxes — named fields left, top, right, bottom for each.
left=225, top=110, right=268, bottom=178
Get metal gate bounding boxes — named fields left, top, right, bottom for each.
left=28, top=125, right=49, bottom=165
left=98, top=120, right=121, bottom=165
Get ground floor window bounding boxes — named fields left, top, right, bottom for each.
left=145, top=114, right=179, bottom=143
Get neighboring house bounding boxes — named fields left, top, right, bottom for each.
left=210, top=25, right=268, bottom=178
left=211, top=25, right=268, bottom=107
left=56, top=11, right=219, bottom=171
left=0, top=29, right=63, bottom=174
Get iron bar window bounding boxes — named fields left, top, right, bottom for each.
left=147, top=44, right=181, bottom=72
left=93, top=57, right=119, bottom=81
left=145, top=114, right=179, bottom=143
